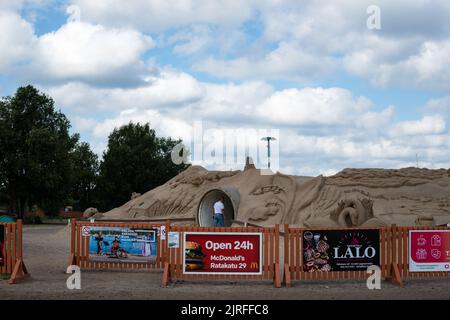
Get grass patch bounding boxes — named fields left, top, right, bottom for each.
left=41, top=217, right=69, bottom=225
left=0, top=273, right=10, bottom=280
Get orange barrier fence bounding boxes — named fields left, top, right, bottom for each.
left=0, top=220, right=29, bottom=284
left=283, top=225, right=397, bottom=287
left=391, top=225, right=450, bottom=285
left=68, top=219, right=167, bottom=270
left=66, top=220, right=450, bottom=288
left=162, top=224, right=281, bottom=288
left=284, top=224, right=450, bottom=287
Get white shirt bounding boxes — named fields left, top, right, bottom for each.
left=213, top=201, right=224, bottom=214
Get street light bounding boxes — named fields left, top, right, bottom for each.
left=261, top=136, right=276, bottom=169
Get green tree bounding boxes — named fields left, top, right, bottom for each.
left=69, top=141, right=99, bottom=211
left=0, top=85, right=78, bottom=217
left=96, top=122, right=188, bottom=211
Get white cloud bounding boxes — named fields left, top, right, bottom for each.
left=279, top=128, right=450, bottom=174
left=168, top=25, right=212, bottom=55
left=47, top=70, right=450, bottom=176
left=45, top=70, right=204, bottom=114
left=70, top=0, right=255, bottom=32
left=196, top=42, right=337, bottom=81
left=54, top=76, right=450, bottom=176
left=34, top=21, right=154, bottom=82
left=0, top=12, right=36, bottom=71
left=0, top=0, right=24, bottom=11
left=390, top=115, right=446, bottom=137
left=4, top=0, right=450, bottom=91
left=194, top=81, right=273, bottom=121
left=91, top=108, right=193, bottom=142
left=166, top=24, right=247, bottom=57
left=425, top=96, right=450, bottom=114
left=2, top=0, right=450, bottom=176
left=344, top=40, right=450, bottom=89
left=185, top=0, right=450, bottom=89
left=72, top=116, right=98, bottom=133
left=0, top=0, right=47, bottom=11
left=256, top=87, right=373, bottom=126
left=0, top=9, right=154, bottom=83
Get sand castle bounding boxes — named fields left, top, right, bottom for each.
left=95, top=160, right=450, bottom=227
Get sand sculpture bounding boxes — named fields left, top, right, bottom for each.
left=83, top=207, right=99, bottom=218
left=96, top=160, right=450, bottom=227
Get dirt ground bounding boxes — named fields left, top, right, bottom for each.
left=0, top=225, right=449, bottom=300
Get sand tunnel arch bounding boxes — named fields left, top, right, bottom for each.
left=197, top=187, right=240, bottom=227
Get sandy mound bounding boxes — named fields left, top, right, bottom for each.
left=98, top=164, right=450, bottom=227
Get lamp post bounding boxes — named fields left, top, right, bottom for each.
left=261, top=136, right=276, bottom=169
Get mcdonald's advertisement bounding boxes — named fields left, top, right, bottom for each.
left=409, top=230, right=450, bottom=272
left=183, top=232, right=262, bottom=275
left=302, top=229, right=380, bottom=272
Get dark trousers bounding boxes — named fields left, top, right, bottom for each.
left=213, top=214, right=224, bottom=227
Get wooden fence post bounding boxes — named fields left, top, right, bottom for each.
left=274, top=224, right=281, bottom=288
left=162, top=220, right=171, bottom=287
left=67, top=218, right=77, bottom=269
left=283, top=224, right=291, bottom=287
left=8, top=219, right=30, bottom=284
left=390, top=224, right=403, bottom=287
left=385, top=225, right=392, bottom=281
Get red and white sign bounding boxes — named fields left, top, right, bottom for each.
left=183, top=232, right=262, bottom=275
left=409, top=230, right=450, bottom=272
left=81, top=226, right=90, bottom=237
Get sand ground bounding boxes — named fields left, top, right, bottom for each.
left=0, top=224, right=449, bottom=300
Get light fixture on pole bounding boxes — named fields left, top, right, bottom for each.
left=261, top=136, right=276, bottom=169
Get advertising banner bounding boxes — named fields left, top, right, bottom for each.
left=183, top=232, right=262, bottom=275
left=87, top=226, right=158, bottom=263
left=168, top=232, right=180, bottom=248
left=409, top=230, right=450, bottom=272
left=302, top=229, right=380, bottom=272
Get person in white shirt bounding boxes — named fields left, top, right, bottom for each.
left=213, top=197, right=225, bottom=227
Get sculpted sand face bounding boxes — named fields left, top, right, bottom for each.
left=97, top=165, right=450, bottom=228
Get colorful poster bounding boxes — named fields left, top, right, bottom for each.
left=168, top=232, right=180, bottom=248
left=409, top=230, right=450, bottom=272
left=183, top=232, right=262, bottom=275
left=302, top=229, right=380, bottom=272
left=87, top=226, right=157, bottom=263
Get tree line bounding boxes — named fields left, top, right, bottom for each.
left=0, top=85, right=188, bottom=218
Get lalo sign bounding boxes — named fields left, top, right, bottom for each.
left=333, top=241, right=377, bottom=260
left=303, top=229, right=380, bottom=272
left=409, top=230, right=450, bottom=272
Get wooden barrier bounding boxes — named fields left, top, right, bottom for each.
left=68, top=219, right=167, bottom=271
left=162, top=224, right=281, bottom=288
left=284, top=225, right=450, bottom=287
left=66, top=220, right=450, bottom=288
left=283, top=225, right=402, bottom=287
left=391, top=225, right=450, bottom=284
left=0, top=220, right=29, bottom=284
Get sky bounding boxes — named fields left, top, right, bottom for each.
left=1, top=0, right=450, bottom=176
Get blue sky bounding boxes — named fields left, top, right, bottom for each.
left=1, top=0, right=449, bottom=176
